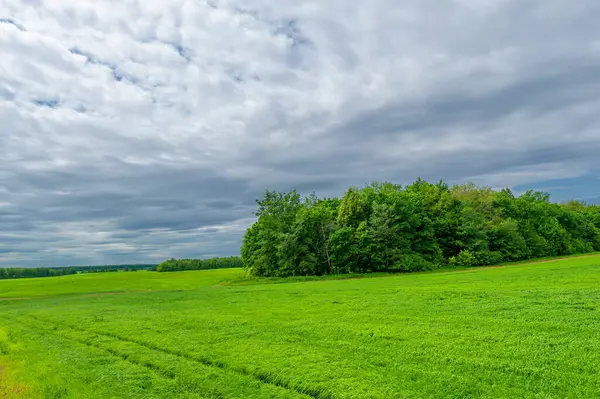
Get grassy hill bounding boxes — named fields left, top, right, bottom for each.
left=2, top=255, right=600, bottom=398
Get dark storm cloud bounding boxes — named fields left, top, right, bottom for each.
left=342, top=62, right=600, bottom=137
left=255, top=57, right=600, bottom=191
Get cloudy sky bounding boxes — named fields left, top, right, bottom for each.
left=1, top=0, right=600, bottom=267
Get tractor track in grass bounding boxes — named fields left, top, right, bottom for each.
left=7, top=316, right=178, bottom=379
left=6, top=316, right=242, bottom=399
left=4, top=317, right=207, bottom=396
left=20, top=314, right=333, bottom=399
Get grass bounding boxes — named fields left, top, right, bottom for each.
left=1, top=255, right=600, bottom=398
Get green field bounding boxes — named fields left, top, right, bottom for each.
left=2, top=256, right=600, bottom=398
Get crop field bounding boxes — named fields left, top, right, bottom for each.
left=2, top=256, right=600, bottom=398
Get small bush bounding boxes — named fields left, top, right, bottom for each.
left=390, top=254, right=431, bottom=272
left=450, top=250, right=478, bottom=267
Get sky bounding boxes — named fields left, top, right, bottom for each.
left=1, top=0, right=600, bottom=267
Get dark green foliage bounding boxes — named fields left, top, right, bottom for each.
left=77, top=264, right=156, bottom=273
left=0, top=267, right=77, bottom=280
left=242, top=179, right=600, bottom=276
left=156, top=256, right=242, bottom=272
left=0, top=264, right=154, bottom=280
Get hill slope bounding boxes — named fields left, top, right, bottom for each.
left=1, top=255, right=600, bottom=398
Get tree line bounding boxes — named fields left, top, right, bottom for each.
left=0, top=264, right=156, bottom=280
left=241, top=179, right=600, bottom=277
left=155, top=256, right=243, bottom=272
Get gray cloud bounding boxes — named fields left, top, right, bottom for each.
left=1, top=0, right=600, bottom=266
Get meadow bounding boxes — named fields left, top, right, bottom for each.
left=1, top=255, right=600, bottom=398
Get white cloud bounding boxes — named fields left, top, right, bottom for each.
left=1, top=0, right=600, bottom=265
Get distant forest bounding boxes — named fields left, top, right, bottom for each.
left=155, top=256, right=242, bottom=272
left=0, top=264, right=155, bottom=280
left=241, top=179, right=600, bottom=277
left=0, top=258, right=245, bottom=280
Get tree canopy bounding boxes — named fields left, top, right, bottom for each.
left=155, top=256, right=242, bottom=272
left=241, top=180, right=600, bottom=277
left=0, top=264, right=155, bottom=280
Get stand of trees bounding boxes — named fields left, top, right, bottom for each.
left=77, top=264, right=156, bottom=273
left=0, top=264, right=156, bottom=280
left=156, top=256, right=243, bottom=272
left=241, top=179, right=600, bottom=277
left=0, top=267, right=78, bottom=279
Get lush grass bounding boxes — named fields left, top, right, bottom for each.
left=2, top=256, right=600, bottom=398
left=0, top=268, right=244, bottom=299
